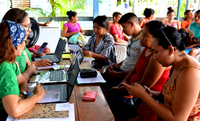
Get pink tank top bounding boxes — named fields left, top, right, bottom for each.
left=166, top=21, right=178, bottom=29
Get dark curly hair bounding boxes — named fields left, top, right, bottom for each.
left=153, top=26, right=199, bottom=51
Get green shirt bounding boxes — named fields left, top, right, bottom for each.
left=25, top=48, right=32, bottom=62
left=15, top=50, right=27, bottom=73
left=0, top=61, right=20, bottom=115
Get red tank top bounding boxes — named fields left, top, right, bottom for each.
left=129, top=48, right=170, bottom=92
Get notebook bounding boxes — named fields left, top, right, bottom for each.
left=33, top=38, right=66, bottom=63
left=38, top=58, right=80, bottom=103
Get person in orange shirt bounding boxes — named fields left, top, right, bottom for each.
left=181, top=10, right=193, bottom=31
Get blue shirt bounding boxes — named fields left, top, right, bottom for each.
left=189, top=22, right=200, bottom=41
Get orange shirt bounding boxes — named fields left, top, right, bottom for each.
left=181, top=21, right=192, bottom=28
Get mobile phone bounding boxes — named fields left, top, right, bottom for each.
left=37, top=42, right=48, bottom=54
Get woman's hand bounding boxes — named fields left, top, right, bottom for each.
left=32, top=51, right=44, bottom=57
left=82, top=50, right=92, bottom=57
left=35, top=59, right=52, bottom=67
left=34, top=83, right=46, bottom=101
left=121, top=82, right=147, bottom=99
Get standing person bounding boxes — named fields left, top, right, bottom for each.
left=139, top=8, right=155, bottom=28
left=105, top=20, right=171, bottom=120
left=102, top=13, right=143, bottom=90
left=61, top=10, right=85, bottom=39
left=0, top=20, right=46, bottom=120
left=181, top=10, right=194, bottom=30
left=163, top=7, right=181, bottom=29
left=188, top=10, right=200, bottom=56
left=109, top=12, right=128, bottom=44
left=82, top=15, right=117, bottom=69
left=122, top=26, right=200, bottom=121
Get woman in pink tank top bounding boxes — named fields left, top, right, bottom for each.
left=61, top=10, right=85, bottom=38
left=163, top=7, right=180, bottom=29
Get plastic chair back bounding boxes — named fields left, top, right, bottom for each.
left=114, top=45, right=126, bottom=63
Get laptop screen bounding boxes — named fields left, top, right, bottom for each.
left=54, top=38, right=66, bottom=60
left=67, top=58, right=80, bottom=100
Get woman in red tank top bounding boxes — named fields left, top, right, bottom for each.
left=106, top=20, right=171, bottom=120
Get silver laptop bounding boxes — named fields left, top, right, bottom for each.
left=34, top=38, right=66, bottom=63
left=38, top=58, right=80, bottom=103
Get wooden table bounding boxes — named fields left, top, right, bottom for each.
left=62, top=60, right=114, bottom=121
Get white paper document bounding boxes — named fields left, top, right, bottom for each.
left=68, top=44, right=81, bottom=52
left=55, top=103, right=70, bottom=111
left=6, top=103, right=75, bottom=121
left=77, top=71, right=106, bottom=84
left=37, top=89, right=61, bottom=103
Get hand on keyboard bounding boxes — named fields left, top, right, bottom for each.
left=35, top=59, right=52, bottom=67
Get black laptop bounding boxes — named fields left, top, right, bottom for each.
left=33, top=38, right=66, bottom=63
left=37, top=58, right=80, bottom=103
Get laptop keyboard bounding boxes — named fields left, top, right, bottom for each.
left=42, top=55, right=58, bottom=62
left=50, top=70, right=65, bottom=81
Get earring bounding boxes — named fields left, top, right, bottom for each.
left=169, top=55, right=173, bottom=59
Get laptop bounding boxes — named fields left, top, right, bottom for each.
left=37, top=58, right=80, bottom=103
left=69, top=49, right=84, bottom=71
left=38, top=57, right=78, bottom=84
left=33, top=38, right=66, bottom=63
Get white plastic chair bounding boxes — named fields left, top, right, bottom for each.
left=114, top=45, right=127, bottom=63
left=194, top=55, right=200, bottom=63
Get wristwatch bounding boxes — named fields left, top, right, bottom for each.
left=20, top=91, right=28, bottom=97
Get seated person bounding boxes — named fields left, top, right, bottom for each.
left=181, top=10, right=193, bottom=30
left=122, top=26, right=200, bottom=121
left=0, top=20, right=46, bottom=120
left=188, top=10, right=200, bottom=56
left=109, top=12, right=128, bottom=44
left=163, top=7, right=181, bottom=29
left=82, top=15, right=117, bottom=69
left=28, top=21, right=51, bottom=54
left=103, top=13, right=143, bottom=88
left=61, top=10, right=85, bottom=39
left=106, top=20, right=171, bottom=120
left=2, top=8, right=52, bottom=81
left=139, top=8, right=155, bottom=28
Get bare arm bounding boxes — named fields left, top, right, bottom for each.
left=17, top=74, right=28, bottom=92
left=82, top=49, right=107, bottom=62
left=177, top=20, right=181, bottom=30
left=123, top=33, right=129, bottom=41
left=2, top=84, right=46, bottom=118
left=79, top=25, right=85, bottom=35
left=139, top=18, right=145, bottom=28
left=112, top=34, right=128, bottom=44
left=31, top=59, right=52, bottom=67
left=61, top=25, right=78, bottom=38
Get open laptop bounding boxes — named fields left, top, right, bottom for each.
left=37, top=58, right=80, bottom=103
left=69, top=49, right=84, bottom=72
left=33, top=38, right=66, bottom=63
